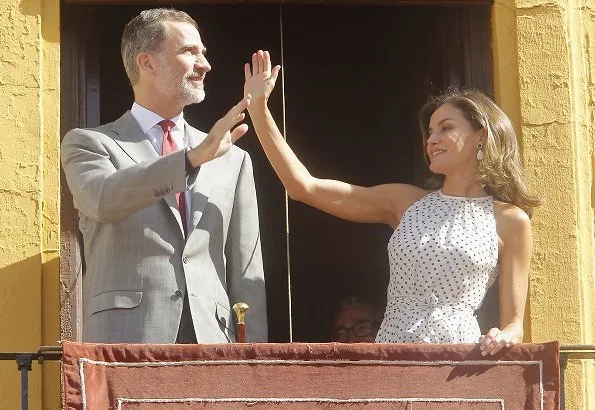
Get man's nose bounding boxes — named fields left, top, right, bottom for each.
left=196, top=56, right=211, bottom=73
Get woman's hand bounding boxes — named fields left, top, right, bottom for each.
left=244, top=50, right=281, bottom=105
left=478, top=322, right=523, bottom=356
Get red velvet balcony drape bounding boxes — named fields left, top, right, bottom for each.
left=62, top=341, right=559, bottom=409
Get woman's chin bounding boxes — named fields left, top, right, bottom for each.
left=429, top=163, right=444, bottom=174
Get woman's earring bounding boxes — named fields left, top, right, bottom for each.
left=476, top=142, right=484, bottom=161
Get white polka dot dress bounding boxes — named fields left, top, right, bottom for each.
left=375, top=190, right=499, bottom=344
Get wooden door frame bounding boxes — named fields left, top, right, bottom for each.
left=60, top=7, right=102, bottom=340
left=59, top=2, right=494, bottom=341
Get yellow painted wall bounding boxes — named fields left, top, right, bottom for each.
left=0, top=0, right=60, bottom=409
left=493, top=1, right=595, bottom=408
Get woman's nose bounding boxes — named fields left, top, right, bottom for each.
left=427, top=131, right=439, bottom=144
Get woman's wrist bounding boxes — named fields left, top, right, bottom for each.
left=247, top=97, right=268, bottom=112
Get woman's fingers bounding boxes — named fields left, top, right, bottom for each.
left=246, top=50, right=278, bottom=80
left=479, top=327, right=516, bottom=356
left=257, top=49, right=264, bottom=73
left=486, top=339, right=506, bottom=356
left=244, top=62, right=252, bottom=80
left=252, top=52, right=258, bottom=75
left=271, top=65, right=281, bottom=84
left=479, top=328, right=501, bottom=355
left=249, top=50, right=265, bottom=75
left=263, top=50, right=271, bottom=72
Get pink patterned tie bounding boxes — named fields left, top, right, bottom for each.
left=158, top=120, right=187, bottom=236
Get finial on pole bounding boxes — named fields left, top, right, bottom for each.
left=232, top=302, right=249, bottom=343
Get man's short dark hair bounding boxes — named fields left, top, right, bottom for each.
left=121, top=8, right=198, bottom=85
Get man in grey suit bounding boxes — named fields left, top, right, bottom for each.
left=61, top=8, right=267, bottom=343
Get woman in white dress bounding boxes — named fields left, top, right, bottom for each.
left=243, top=51, right=541, bottom=356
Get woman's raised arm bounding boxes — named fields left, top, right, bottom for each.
left=244, top=50, right=424, bottom=228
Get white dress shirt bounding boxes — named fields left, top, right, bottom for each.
left=130, top=102, right=191, bottom=229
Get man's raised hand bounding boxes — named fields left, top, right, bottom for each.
left=187, top=95, right=251, bottom=167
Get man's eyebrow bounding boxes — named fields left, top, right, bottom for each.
left=179, top=44, right=206, bottom=54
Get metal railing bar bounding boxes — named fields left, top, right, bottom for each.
left=0, top=344, right=593, bottom=361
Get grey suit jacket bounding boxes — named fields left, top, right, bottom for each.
left=61, top=111, right=267, bottom=343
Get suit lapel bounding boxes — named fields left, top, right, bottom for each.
left=186, top=125, right=212, bottom=240
left=111, top=111, right=159, bottom=164
left=111, top=111, right=180, bottom=232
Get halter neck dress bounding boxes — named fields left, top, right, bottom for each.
left=375, top=190, right=499, bottom=343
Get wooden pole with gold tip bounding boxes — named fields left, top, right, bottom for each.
left=232, top=302, right=249, bottom=343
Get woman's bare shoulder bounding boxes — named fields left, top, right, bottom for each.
left=492, top=201, right=531, bottom=239
left=493, top=201, right=530, bottom=221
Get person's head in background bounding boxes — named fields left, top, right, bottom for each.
left=330, top=297, right=383, bottom=343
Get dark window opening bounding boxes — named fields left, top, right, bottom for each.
left=60, top=2, right=496, bottom=343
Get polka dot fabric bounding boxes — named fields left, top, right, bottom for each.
left=375, top=190, right=499, bottom=344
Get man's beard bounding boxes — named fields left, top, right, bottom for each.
left=156, top=57, right=206, bottom=106
left=178, top=72, right=205, bottom=105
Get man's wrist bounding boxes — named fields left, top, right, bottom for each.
left=185, top=147, right=199, bottom=173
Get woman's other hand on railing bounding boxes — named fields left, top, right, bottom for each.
left=478, top=322, right=523, bottom=356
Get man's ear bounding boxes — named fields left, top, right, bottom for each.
left=137, top=52, right=155, bottom=77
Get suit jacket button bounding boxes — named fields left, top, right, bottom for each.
left=182, top=256, right=189, bottom=264
left=174, top=290, right=183, bottom=298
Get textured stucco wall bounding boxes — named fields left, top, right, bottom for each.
left=0, top=0, right=60, bottom=409
left=493, top=1, right=594, bottom=408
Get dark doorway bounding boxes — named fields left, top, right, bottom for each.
left=60, top=3, right=496, bottom=343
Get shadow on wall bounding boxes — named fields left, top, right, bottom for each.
left=0, top=254, right=76, bottom=410
left=18, top=0, right=39, bottom=15
left=19, top=0, right=60, bottom=43
left=0, top=255, right=43, bottom=409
